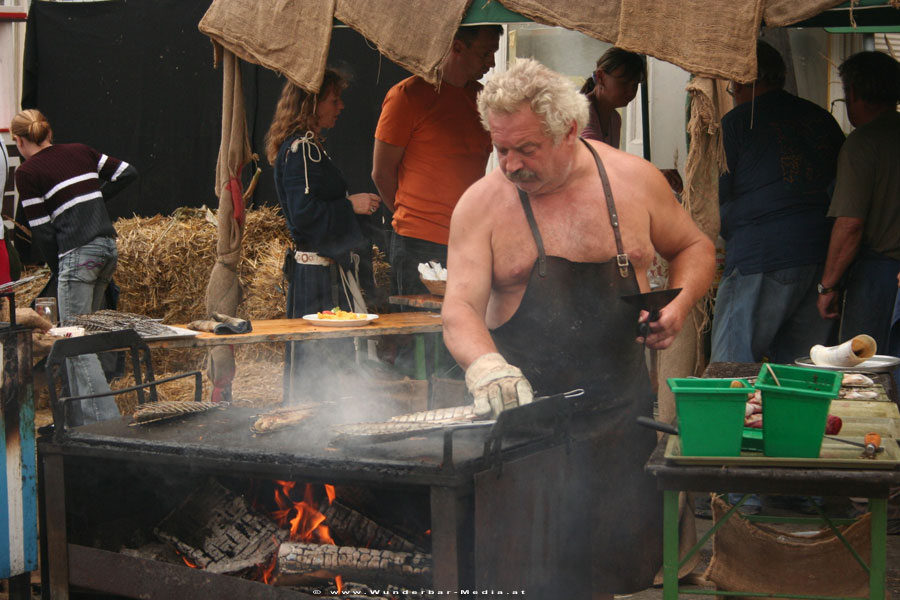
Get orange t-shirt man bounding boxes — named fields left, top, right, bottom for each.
left=374, top=76, right=492, bottom=246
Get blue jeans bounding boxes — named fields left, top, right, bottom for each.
left=389, top=233, right=447, bottom=298
left=57, top=236, right=120, bottom=426
left=711, top=265, right=835, bottom=364
left=839, top=251, right=900, bottom=350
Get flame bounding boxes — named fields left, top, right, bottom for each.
left=258, top=480, right=343, bottom=585
left=177, top=551, right=200, bottom=569
left=269, top=481, right=335, bottom=544
left=257, top=536, right=280, bottom=584
left=335, top=575, right=344, bottom=592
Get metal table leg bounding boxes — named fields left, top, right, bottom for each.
left=869, top=497, right=887, bottom=600
left=414, top=335, right=427, bottom=381
left=41, top=454, right=68, bottom=600
left=662, top=490, right=680, bottom=600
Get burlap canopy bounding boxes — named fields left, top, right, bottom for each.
left=196, top=0, right=849, bottom=401
left=199, top=0, right=847, bottom=91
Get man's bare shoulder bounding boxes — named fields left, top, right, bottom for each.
left=583, top=139, right=669, bottom=198
left=455, top=168, right=516, bottom=215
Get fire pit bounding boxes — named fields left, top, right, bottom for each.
left=38, top=392, right=591, bottom=598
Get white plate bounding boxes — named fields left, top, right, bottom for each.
left=794, top=355, right=900, bottom=374
left=302, top=314, right=378, bottom=327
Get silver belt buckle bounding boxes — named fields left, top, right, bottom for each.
left=617, top=253, right=630, bottom=278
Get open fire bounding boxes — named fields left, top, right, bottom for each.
left=149, top=477, right=432, bottom=596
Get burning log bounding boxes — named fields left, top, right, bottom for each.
left=154, top=478, right=287, bottom=573
left=321, top=500, right=425, bottom=554
left=275, top=542, right=431, bottom=588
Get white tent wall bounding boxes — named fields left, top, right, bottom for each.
left=508, top=22, right=691, bottom=175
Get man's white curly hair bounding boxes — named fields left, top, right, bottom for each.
left=477, top=58, right=589, bottom=144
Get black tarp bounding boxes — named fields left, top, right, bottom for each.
left=22, top=0, right=410, bottom=222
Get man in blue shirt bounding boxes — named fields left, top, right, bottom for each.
left=711, top=40, right=845, bottom=364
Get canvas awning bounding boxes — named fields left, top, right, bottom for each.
left=198, top=0, right=870, bottom=93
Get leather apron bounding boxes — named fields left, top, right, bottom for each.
left=490, top=139, right=663, bottom=592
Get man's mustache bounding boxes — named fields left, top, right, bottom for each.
left=504, top=168, right=538, bottom=183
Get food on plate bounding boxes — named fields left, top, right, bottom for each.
left=825, top=414, right=842, bottom=435
left=315, top=307, right=367, bottom=320
left=841, top=373, right=875, bottom=387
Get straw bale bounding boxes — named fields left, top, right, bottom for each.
left=113, top=205, right=291, bottom=369
left=113, top=205, right=291, bottom=324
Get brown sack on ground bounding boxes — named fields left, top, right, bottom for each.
left=704, top=495, right=870, bottom=597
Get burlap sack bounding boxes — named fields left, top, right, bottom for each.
left=704, top=495, right=872, bottom=598
left=764, top=0, right=845, bottom=27
left=616, top=0, right=764, bottom=83
left=199, top=0, right=334, bottom=92
left=336, top=0, right=470, bottom=86
left=501, top=0, right=764, bottom=82
left=499, top=0, right=619, bottom=44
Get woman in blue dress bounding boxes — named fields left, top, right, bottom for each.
left=265, top=71, right=381, bottom=403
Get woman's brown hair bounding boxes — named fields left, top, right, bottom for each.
left=265, top=70, right=347, bottom=165
left=10, top=109, right=53, bottom=145
left=579, top=47, right=645, bottom=95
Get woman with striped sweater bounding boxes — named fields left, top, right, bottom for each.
left=11, top=108, right=137, bottom=426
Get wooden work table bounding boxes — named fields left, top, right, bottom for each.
left=148, top=312, right=443, bottom=380
left=149, top=312, right=443, bottom=349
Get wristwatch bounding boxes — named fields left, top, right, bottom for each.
left=817, top=283, right=837, bottom=295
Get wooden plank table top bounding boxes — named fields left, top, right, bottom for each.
left=388, top=294, right=444, bottom=310
left=149, top=312, right=442, bottom=349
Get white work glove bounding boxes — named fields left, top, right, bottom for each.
left=465, top=352, right=534, bottom=418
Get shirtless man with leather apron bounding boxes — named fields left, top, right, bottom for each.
left=442, top=59, right=715, bottom=599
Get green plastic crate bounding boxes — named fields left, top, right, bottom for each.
left=741, top=427, right=764, bottom=452
left=668, top=378, right=752, bottom=457
left=755, top=364, right=841, bottom=458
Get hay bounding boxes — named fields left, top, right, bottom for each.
left=113, top=205, right=290, bottom=324
left=114, top=205, right=292, bottom=371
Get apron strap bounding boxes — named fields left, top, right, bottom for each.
left=517, top=188, right=548, bottom=277
left=516, top=139, right=631, bottom=280
left=579, top=138, right=630, bottom=278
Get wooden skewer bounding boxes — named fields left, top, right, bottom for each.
left=765, top=363, right=781, bottom=386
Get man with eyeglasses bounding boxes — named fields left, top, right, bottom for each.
left=711, top=40, right=845, bottom=368
left=818, top=50, right=900, bottom=351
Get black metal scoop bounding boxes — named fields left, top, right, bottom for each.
left=620, top=288, right=682, bottom=338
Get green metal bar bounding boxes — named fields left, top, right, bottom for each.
left=414, top=335, right=427, bottom=380
left=662, top=490, right=680, bottom=600
left=805, top=500, right=869, bottom=574
left=461, top=2, right=530, bottom=24
left=826, top=25, right=900, bottom=32
left=678, top=494, right=749, bottom=569
left=684, top=590, right=865, bottom=600
left=744, top=515, right=857, bottom=526
left=869, top=498, right=887, bottom=600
